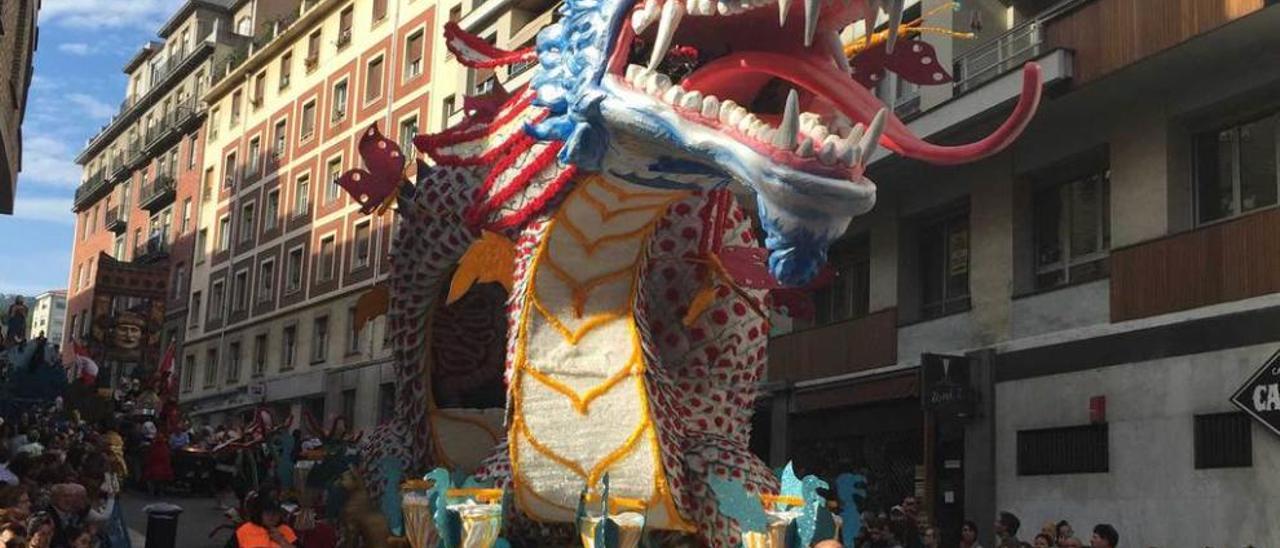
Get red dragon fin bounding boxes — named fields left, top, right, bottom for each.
left=444, top=22, right=537, bottom=69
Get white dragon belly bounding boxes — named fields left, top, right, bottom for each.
left=510, top=174, right=691, bottom=530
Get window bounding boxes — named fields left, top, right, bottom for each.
left=217, top=216, right=231, bottom=251
left=324, top=158, right=345, bottom=202
left=311, top=316, right=329, bottom=362
left=404, top=31, right=424, bottom=79
left=265, top=189, right=280, bottom=230
left=347, top=306, right=363, bottom=354
left=378, top=383, right=395, bottom=424
left=172, top=264, right=186, bottom=300
left=286, top=246, right=304, bottom=292
left=230, top=90, right=242, bottom=124
left=337, top=7, right=353, bottom=48
left=113, top=236, right=125, bottom=259
left=252, top=72, right=266, bottom=107
left=121, top=181, right=132, bottom=211
left=187, top=134, right=198, bottom=169
left=306, top=31, right=321, bottom=70
left=352, top=221, right=372, bottom=268
left=181, top=199, right=192, bottom=233
left=75, top=264, right=85, bottom=291
left=331, top=80, right=349, bottom=122
left=227, top=342, right=241, bottom=383
left=196, top=229, right=208, bottom=264
left=253, top=334, right=268, bottom=377
left=1033, top=169, right=1111, bottom=289
left=372, top=0, right=388, bottom=22
left=399, top=116, right=418, bottom=157
left=236, top=15, right=251, bottom=34
left=294, top=173, right=311, bottom=216
left=318, top=235, right=337, bottom=281
left=442, top=95, right=456, bottom=122
left=189, top=291, right=202, bottom=328
left=1017, top=423, right=1109, bottom=476
left=210, top=108, right=221, bottom=139
left=90, top=206, right=99, bottom=235
left=203, top=168, right=215, bottom=202
left=240, top=203, right=255, bottom=242
left=281, top=325, right=297, bottom=370
left=204, top=349, right=218, bottom=387
left=365, top=57, right=384, bottom=102
left=210, top=280, right=225, bottom=321
left=1195, top=111, right=1279, bottom=224
left=300, top=101, right=316, bottom=139
left=247, top=137, right=261, bottom=175
left=279, top=51, right=292, bottom=89
left=273, top=120, right=287, bottom=158
left=258, top=259, right=275, bottom=302
left=814, top=236, right=870, bottom=326
left=1194, top=412, right=1252, bottom=469
left=224, top=152, right=238, bottom=189
left=342, top=388, right=357, bottom=424
left=233, top=270, right=249, bottom=311
left=919, top=208, right=970, bottom=319
left=183, top=355, right=196, bottom=392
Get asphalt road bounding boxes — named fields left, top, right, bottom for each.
left=120, top=490, right=233, bottom=548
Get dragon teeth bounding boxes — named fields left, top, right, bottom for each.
left=859, top=108, right=887, bottom=163
left=662, top=85, right=684, bottom=104
left=625, top=64, right=644, bottom=83
left=778, top=0, right=792, bottom=25
left=646, top=72, right=672, bottom=94
left=648, top=0, right=684, bottom=70
left=679, top=90, right=702, bottom=110
left=803, top=0, right=820, bottom=47
left=818, top=139, right=837, bottom=164
left=773, top=89, right=799, bottom=149
left=701, top=95, right=720, bottom=118
left=885, top=0, right=905, bottom=54
left=796, top=138, right=815, bottom=158
left=824, top=30, right=851, bottom=73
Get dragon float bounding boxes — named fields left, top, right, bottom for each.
left=339, top=0, right=1042, bottom=545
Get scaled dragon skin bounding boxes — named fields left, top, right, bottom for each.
left=350, top=0, right=1041, bottom=544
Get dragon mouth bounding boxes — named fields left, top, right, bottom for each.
left=607, top=0, right=887, bottom=181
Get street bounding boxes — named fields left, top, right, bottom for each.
left=119, top=490, right=233, bottom=548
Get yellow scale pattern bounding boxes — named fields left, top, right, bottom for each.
left=508, top=175, right=694, bottom=531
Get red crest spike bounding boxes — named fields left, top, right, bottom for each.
left=850, top=38, right=953, bottom=88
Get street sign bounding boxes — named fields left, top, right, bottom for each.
left=921, top=353, right=976, bottom=418
left=1230, top=348, right=1280, bottom=438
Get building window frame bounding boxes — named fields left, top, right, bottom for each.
left=917, top=205, right=971, bottom=319
left=1032, top=167, right=1111, bottom=290
left=1194, top=110, right=1280, bottom=225
left=285, top=244, right=305, bottom=294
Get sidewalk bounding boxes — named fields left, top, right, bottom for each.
left=119, top=489, right=233, bottom=548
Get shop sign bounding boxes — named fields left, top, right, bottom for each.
left=921, top=353, right=975, bottom=418
left=1231, top=348, right=1280, bottom=438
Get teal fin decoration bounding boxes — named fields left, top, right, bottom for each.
left=835, top=473, right=867, bottom=546
left=708, top=473, right=767, bottom=534
left=378, top=457, right=406, bottom=537
left=778, top=462, right=802, bottom=510
left=796, top=475, right=831, bottom=547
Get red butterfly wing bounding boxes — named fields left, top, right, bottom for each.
left=885, top=39, right=953, bottom=85
left=339, top=124, right=406, bottom=214
left=849, top=44, right=889, bottom=88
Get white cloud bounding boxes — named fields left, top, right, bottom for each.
left=20, top=135, right=82, bottom=188
left=67, top=94, right=117, bottom=120
left=40, top=0, right=186, bottom=31
left=11, top=196, right=75, bottom=225
left=58, top=43, right=94, bottom=56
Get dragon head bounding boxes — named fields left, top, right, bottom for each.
left=528, top=0, right=1042, bottom=285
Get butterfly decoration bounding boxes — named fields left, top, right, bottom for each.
left=338, top=124, right=407, bottom=215
left=850, top=37, right=953, bottom=88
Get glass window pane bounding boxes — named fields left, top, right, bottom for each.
left=1070, top=177, right=1102, bottom=258
left=1196, top=129, right=1236, bottom=223
left=920, top=224, right=945, bottom=308
left=1239, top=113, right=1278, bottom=213
left=945, top=221, right=969, bottom=299
left=1033, top=186, right=1063, bottom=269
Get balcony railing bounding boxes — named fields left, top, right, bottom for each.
left=951, top=0, right=1088, bottom=94
left=767, top=308, right=898, bottom=383
left=135, top=233, right=171, bottom=264
left=139, top=174, right=176, bottom=212
left=1111, top=209, right=1280, bottom=322
left=73, top=170, right=110, bottom=211
left=104, top=207, right=127, bottom=234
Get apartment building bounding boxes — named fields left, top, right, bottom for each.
left=179, top=0, right=437, bottom=429
left=65, top=0, right=252, bottom=383
left=0, top=0, right=39, bottom=214
left=30, top=290, right=67, bottom=343
left=758, top=1, right=1280, bottom=545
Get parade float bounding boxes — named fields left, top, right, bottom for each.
left=335, top=0, right=1043, bottom=544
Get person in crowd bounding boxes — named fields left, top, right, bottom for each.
left=15, top=433, right=42, bottom=459
left=1038, top=522, right=1058, bottom=546
left=1034, top=534, right=1055, bottom=548
left=920, top=525, right=940, bottom=548
left=167, top=426, right=190, bottom=452
left=141, top=428, right=173, bottom=495
left=995, top=511, right=1022, bottom=548
left=1058, top=537, right=1083, bottom=548
left=1090, top=524, right=1119, bottom=548
left=0, top=447, right=16, bottom=486
left=235, top=496, right=297, bottom=548
left=44, top=483, right=88, bottom=548
left=0, top=486, right=31, bottom=521
left=1056, top=521, right=1074, bottom=546
left=5, top=298, right=28, bottom=345
left=960, top=520, right=985, bottom=548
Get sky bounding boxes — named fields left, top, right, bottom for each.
left=0, top=0, right=188, bottom=295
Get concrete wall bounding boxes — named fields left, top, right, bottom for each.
left=995, top=342, right=1280, bottom=548
left=1008, top=279, right=1109, bottom=340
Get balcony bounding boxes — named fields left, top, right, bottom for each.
left=104, top=207, right=127, bottom=234
left=134, top=233, right=171, bottom=264
left=767, top=308, right=898, bottom=383
left=139, top=174, right=176, bottom=213
left=1111, top=209, right=1280, bottom=322
left=109, top=156, right=130, bottom=182
left=73, top=170, right=110, bottom=211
